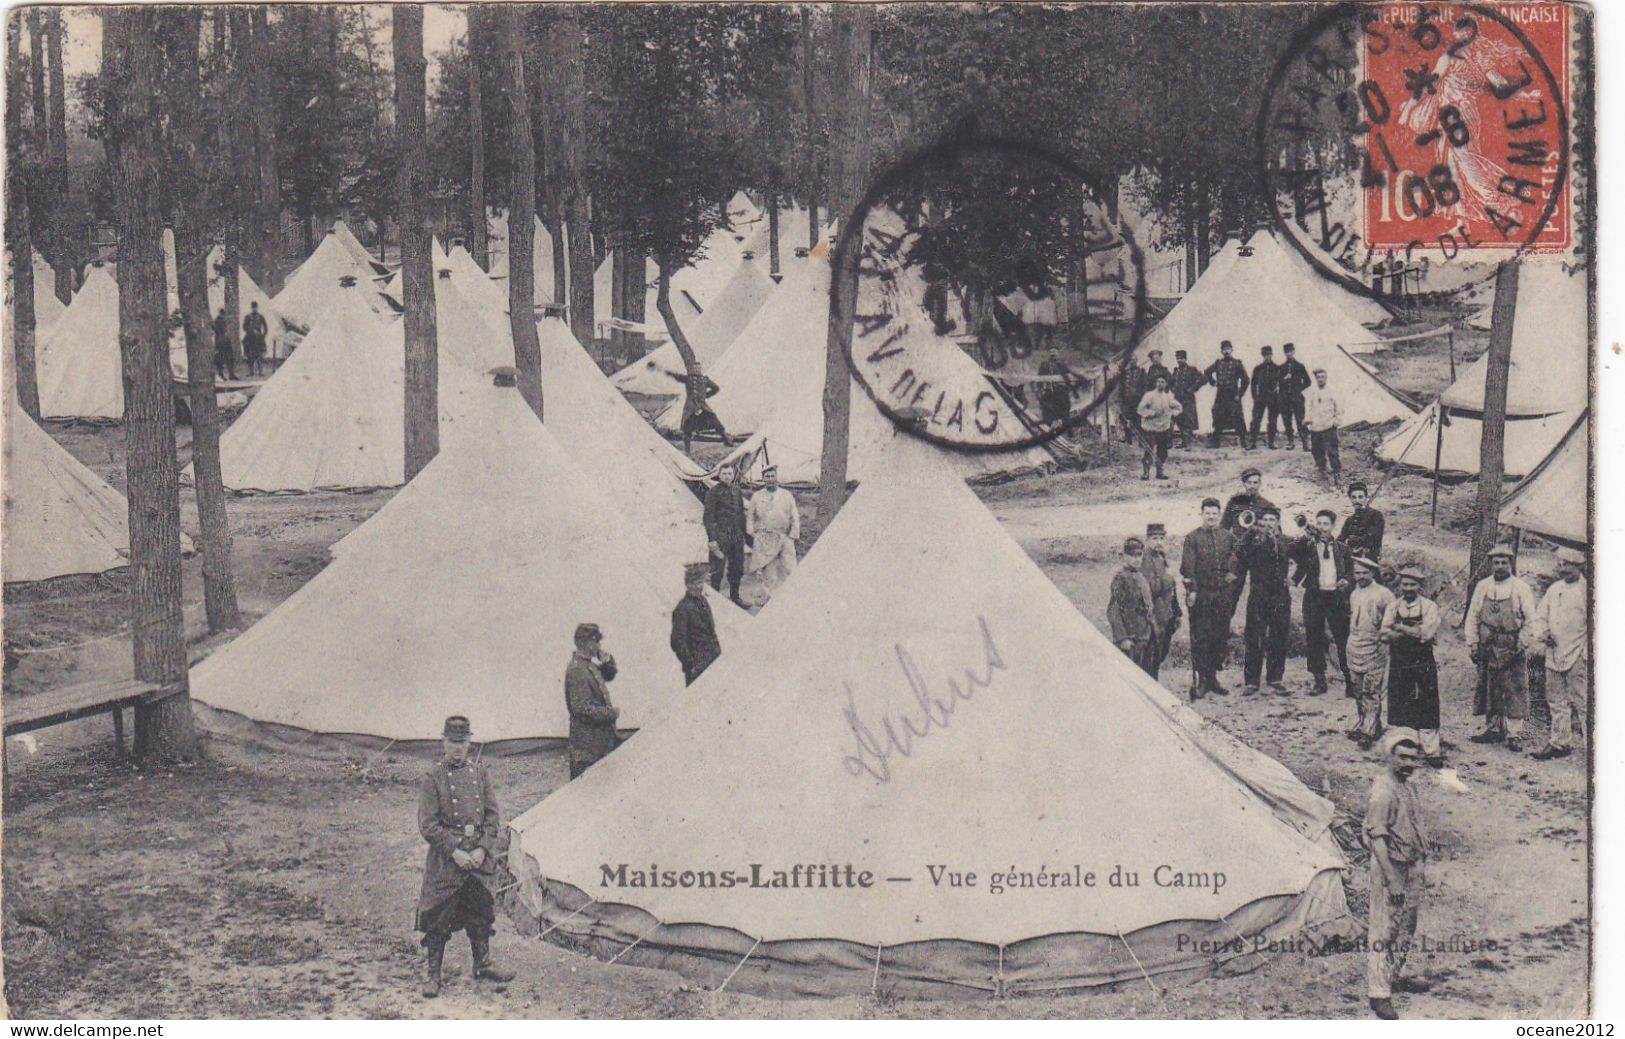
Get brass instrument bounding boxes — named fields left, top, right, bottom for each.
left=1236, top=509, right=1256, bottom=530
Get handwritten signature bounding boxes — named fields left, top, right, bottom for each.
left=840, top=615, right=1006, bottom=783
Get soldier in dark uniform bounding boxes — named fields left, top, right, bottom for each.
left=1204, top=340, right=1250, bottom=448
left=1248, top=345, right=1281, bottom=450
left=1108, top=537, right=1160, bottom=676
left=1338, top=481, right=1387, bottom=561
left=1117, top=359, right=1146, bottom=442
left=675, top=370, right=727, bottom=455
left=416, top=715, right=515, bottom=998
left=1278, top=342, right=1313, bottom=450
left=1142, top=349, right=1172, bottom=397
left=670, top=562, right=721, bottom=685
left=564, top=623, right=620, bottom=779
left=1221, top=468, right=1277, bottom=531
left=1171, top=349, right=1204, bottom=450
left=1233, top=507, right=1294, bottom=695
left=1143, top=522, right=1183, bottom=678
left=1180, top=497, right=1240, bottom=699
left=1035, top=350, right=1074, bottom=426
left=242, top=301, right=270, bottom=376
left=1289, top=509, right=1355, bottom=695
left=703, top=463, right=748, bottom=605
left=212, top=306, right=237, bottom=381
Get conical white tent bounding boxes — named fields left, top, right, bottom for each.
left=1500, top=413, right=1587, bottom=546
left=1134, top=231, right=1415, bottom=430
left=190, top=380, right=702, bottom=745
left=274, top=231, right=394, bottom=330
left=36, top=266, right=128, bottom=420
left=610, top=259, right=778, bottom=397
left=508, top=449, right=1345, bottom=997
left=1377, top=259, right=1587, bottom=478
left=163, top=233, right=288, bottom=358
left=440, top=244, right=510, bottom=316
left=654, top=233, right=1052, bottom=484
left=487, top=212, right=568, bottom=305
left=332, top=219, right=389, bottom=275
left=3, top=390, right=131, bottom=582
left=25, top=252, right=67, bottom=334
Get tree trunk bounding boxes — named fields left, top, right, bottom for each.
left=1469, top=260, right=1522, bottom=582
left=621, top=245, right=648, bottom=363
left=553, top=9, right=595, bottom=349
left=222, top=11, right=248, bottom=375
left=45, top=10, right=72, bottom=303
left=27, top=11, right=46, bottom=156
left=801, top=7, right=819, bottom=249
left=103, top=6, right=197, bottom=762
left=500, top=7, right=543, bottom=420
left=818, top=5, right=874, bottom=524
left=657, top=264, right=702, bottom=401
left=768, top=198, right=781, bottom=281
left=7, top=18, right=40, bottom=418
left=161, top=7, right=241, bottom=634
left=466, top=7, right=488, bottom=271
left=395, top=6, right=439, bottom=480
left=609, top=240, right=627, bottom=357
left=1195, top=177, right=1212, bottom=275
left=251, top=8, right=282, bottom=294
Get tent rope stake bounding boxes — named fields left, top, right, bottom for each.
left=871, top=943, right=883, bottom=997
left=606, top=922, right=662, bottom=965
left=537, top=898, right=598, bottom=940
left=714, top=936, right=762, bottom=993
left=1116, top=929, right=1166, bottom=1010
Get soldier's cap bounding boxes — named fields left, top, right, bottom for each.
left=1282, top=342, right=1297, bottom=352
left=684, top=562, right=711, bottom=582
left=1353, top=556, right=1379, bottom=572
left=1241, top=467, right=1262, bottom=481
left=1380, top=727, right=1422, bottom=756
left=443, top=715, right=472, bottom=741
left=1396, top=565, right=1426, bottom=582
left=1487, top=543, right=1516, bottom=561
left=1175, top=350, right=1188, bottom=359
left=1123, top=537, right=1145, bottom=554
left=1201, top=497, right=1221, bottom=510
left=1348, top=480, right=1369, bottom=494
left=1220, top=340, right=1234, bottom=350
left=1259, top=506, right=1281, bottom=518
left=761, top=465, right=778, bottom=476
left=1147, top=349, right=1163, bottom=358
left=1146, top=522, right=1166, bottom=536
left=574, top=622, right=603, bottom=642
left=1260, top=345, right=1273, bottom=354
left=1556, top=546, right=1586, bottom=565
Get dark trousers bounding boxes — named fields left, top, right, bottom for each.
left=1209, top=397, right=1247, bottom=446
left=1280, top=395, right=1305, bottom=443
left=1303, top=588, right=1352, bottom=681
left=1249, top=398, right=1279, bottom=443
left=417, top=877, right=496, bottom=943
left=1310, top=428, right=1342, bottom=475
left=709, top=538, right=745, bottom=600
left=1189, top=590, right=1231, bottom=681
left=1151, top=622, right=1177, bottom=679
left=1142, top=430, right=1171, bottom=471
left=1243, top=592, right=1291, bottom=685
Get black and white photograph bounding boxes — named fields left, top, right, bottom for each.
left=0, top=1, right=1605, bottom=1024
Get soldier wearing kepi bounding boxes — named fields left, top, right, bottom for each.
left=1277, top=342, right=1312, bottom=450
left=1180, top=497, right=1239, bottom=699
left=1204, top=340, right=1250, bottom=448
left=1171, top=349, right=1204, bottom=450
left=670, top=562, right=722, bottom=685
left=416, top=716, right=515, bottom=998
left=1143, top=523, right=1183, bottom=679
left=1364, top=727, right=1432, bottom=1020
left=1248, top=345, right=1280, bottom=450
left=564, top=623, right=620, bottom=778
left=1108, top=537, right=1160, bottom=676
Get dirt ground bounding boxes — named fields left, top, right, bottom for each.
left=2, top=333, right=1589, bottom=1019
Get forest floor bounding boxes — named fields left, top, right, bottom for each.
left=2, top=327, right=1589, bottom=1019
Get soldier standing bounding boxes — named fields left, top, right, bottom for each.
left=1466, top=545, right=1537, bottom=753
left=1204, top=340, right=1250, bottom=448
left=1171, top=349, right=1204, bottom=450
left=1248, top=345, right=1281, bottom=449
left=1233, top=507, right=1293, bottom=695
left=1289, top=509, right=1354, bottom=695
left=1277, top=343, right=1312, bottom=450
left=669, top=563, right=722, bottom=685
left=1338, top=481, right=1386, bottom=561
left=416, top=716, right=515, bottom=998
left=1117, top=359, right=1146, bottom=442
left=1347, top=557, right=1396, bottom=748
left=564, top=623, right=621, bottom=778
left=1381, top=567, right=1444, bottom=765
left=1143, top=523, right=1183, bottom=678
left=1364, top=727, right=1431, bottom=1020
left=703, top=463, right=748, bottom=606
left=1180, top=497, right=1239, bottom=699
left=1108, top=537, right=1160, bottom=676
left=1142, top=348, right=1172, bottom=394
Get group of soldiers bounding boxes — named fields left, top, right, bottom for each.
left=1118, top=342, right=1347, bottom=483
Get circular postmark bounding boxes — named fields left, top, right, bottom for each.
left=834, top=133, right=1149, bottom=454
left=1258, top=2, right=1571, bottom=300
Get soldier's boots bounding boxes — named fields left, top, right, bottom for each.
left=1142, top=460, right=1152, bottom=480
left=422, top=938, right=447, bottom=998
left=471, top=933, right=516, bottom=983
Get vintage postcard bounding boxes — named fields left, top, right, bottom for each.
left=0, top=1, right=1602, bottom=1025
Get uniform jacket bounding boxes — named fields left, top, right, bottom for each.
left=1171, top=362, right=1206, bottom=402
left=418, top=759, right=501, bottom=912
left=1142, top=362, right=1172, bottom=393
left=703, top=482, right=747, bottom=546
left=670, top=592, right=721, bottom=681
left=242, top=310, right=268, bottom=341
left=1144, top=548, right=1184, bottom=630
left=565, top=652, right=620, bottom=766
left=1338, top=506, right=1386, bottom=561
left=1221, top=492, right=1276, bottom=530
left=1118, top=365, right=1146, bottom=407
left=1108, top=566, right=1158, bottom=644
left=1233, top=529, right=1294, bottom=602
left=1180, top=525, right=1239, bottom=593
left=1278, top=358, right=1312, bottom=400
left=1205, top=356, right=1250, bottom=400
left=1250, top=361, right=1281, bottom=405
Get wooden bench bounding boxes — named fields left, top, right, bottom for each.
left=4, top=678, right=183, bottom=759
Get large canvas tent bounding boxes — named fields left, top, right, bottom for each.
left=163, top=233, right=288, bottom=358
left=610, top=258, right=777, bottom=397
left=1377, top=259, right=1587, bottom=478
left=191, top=379, right=708, bottom=746
left=508, top=450, right=1346, bottom=997
left=654, top=230, right=1052, bottom=484
left=35, top=266, right=155, bottom=420
left=274, top=229, right=394, bottom=330
left=487, top=211, right=569, bottom=306
left=3, top=389, right=132, bottom=582
left=332, top=219, right=390, bottom=276
left=1500, top=413, right=1587, bottom=547
left=1134, top=231, right=1414, bottom=431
